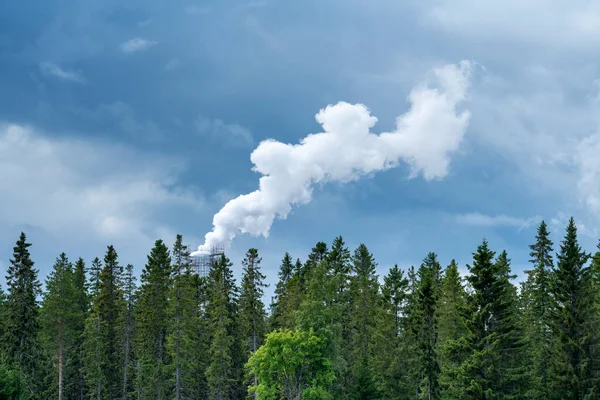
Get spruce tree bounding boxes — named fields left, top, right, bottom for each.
left=69, top=257, right=88, bottom=400
left=82, top=245, right=125, bottom=399
left=269, top=252, right=294, bottom=330
left=348, top=244, right=380, bottom=399
left=122, top=263, right=136, bottom=399
left=135, top=240, right=171, bottom=399
left=437, top=260, right=469, bottom=399
left=415, top=253, right=442, bottom=399
left=585, top=241, right=600, bottom=397
left=549, top=218, right=592, bottom=399
left=167, top=234, right=209, bottom=399
left=39, top=253, right=78, bottom=400
left=275, top=257, right=304, bottom=331
left=491, top=250, right=528, bottom=398
left=376, top=264, right=409, bottom=398
left=521, top=220, right=554, bottom=398
left=461, top=240, right=526, bottom=399
left=3, top=232, right=42, bottom=397
left=206, top=254, right=239, bottom=400
left=239, top=248, right=268, bottom=398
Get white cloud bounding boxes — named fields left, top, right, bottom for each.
left=120, top=38, right=157, bottom=54
left=455, top=212, right=541, bottom=231
left=193, top=60, right=473, bottom=255
left=195, top=116, right=254, bottom=147
left=0, top=124, right=203, bottom=247
left=39, top=61, right=85, bottom=84
left=421, top=1, right=600, bottom=49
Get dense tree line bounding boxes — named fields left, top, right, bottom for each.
left=1, top=218, right=600, bottom=399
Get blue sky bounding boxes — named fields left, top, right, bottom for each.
left=2, top=0, right=600, bottom=300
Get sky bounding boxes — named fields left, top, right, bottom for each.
left=2, top=0, right=600, bottom=301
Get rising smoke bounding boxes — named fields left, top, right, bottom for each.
left=191, top=60, right=473, bottom=256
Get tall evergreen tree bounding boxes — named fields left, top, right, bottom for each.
left=415, top=253, right=442, bottom=400
left=374, top=264, right=409, bottom=399
left=549, top=218, right=593, bottom=399
left=122, top=264, right=136, bottom=399
left=3, top=232, right=42, bottom=397
left=437, top=260, right=469, bottom=399
left=348, top=244, right=380, bottom=399
left=82, top=245, right=125, bottom=399
left=269, top=252, right=294, bottom=330
left=135, top=240, right=171, bottom=399
left=491, top=250, right=528, bottom=398
left=167, top=234, right=209, bottom=399
left=460, top=240, right=526, bottom=399
left=295, top=257, right=341, bottom=399
left=82, top=257, right=103, bottom=400
left=206, top=254, right=239, bottom=400
left=522, top=220, right=555, bottom=398
left=239, top=248, right=268, bottom=398
left=39, top=253, right=78, bottom=400
left=69, top=257, right=89, bottom=400
left=585, top=240, right=600, bottom=397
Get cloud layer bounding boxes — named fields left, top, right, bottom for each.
left=193, top=60, right=473, bottom=255
left=0, top=124, right=202, bottom=248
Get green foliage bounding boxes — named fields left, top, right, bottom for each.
left=135, top=239, right=172, bottom=399
left=521, top=220, right=555, bottom=398
left=2, top=221, right=600, bottom=400
left=548, top=218, right=594, bottom=399
left=206, top=254, right=241, bottom=399
left=437, top=260, right=469, bottom=399
left=167, top=234, right=209, bottom=399
left=3, top=232, right=42, bottom=397
left=39, top=253, right=81, bottom=399
left=460, top=241, right=527, bottom=399
left=82, top=245, right=125, bottom=399
left=246, top=329, right=336, bottom=400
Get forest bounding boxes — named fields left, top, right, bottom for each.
left=0, top=217, right=599, bottom=400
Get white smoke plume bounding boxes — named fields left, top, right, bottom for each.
left=191, top=60, right=473, bottom=256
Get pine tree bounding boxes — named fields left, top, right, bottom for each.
left=135, top=240, right=171, bottom=399
left=269, top=252, right=294, bottom=330
left=69, top=257, right=88, bottom=400
left=549, top=218, right=592, bottom=399
left=206, top=254, right=239, bottom=400
left=460, top=240, right=526, bottom=399
left=122, top=264, right=136, bottom=399
left=491, top=250, right=528, bottom=398
left=3, top=232, right=42, bottom=397
left=375, top=265, right=409, bottom=398
left=82, top=257, right=103, bottom=400
left=348, top=244, right=380, bottom=399
left=437, top=260, right=469, bottom=399
left=239, top=248, right=268, bottom=398
left=167, top=235, right=209, bottom=399
left=415, top=253, right=442, bottom=399
left=39, top=253, right=78, bottom=400
left=522, top=220, right=555, bottom=398
left=83, top=245, right=125, bottom=399
left=275, top=257, right=304, bottom=331
left=585, top=241, right=600, bottom=397
left=301, top=241, right=329, bottom=284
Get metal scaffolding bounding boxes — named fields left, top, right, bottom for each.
left=187, top=244, right=225, bottom=278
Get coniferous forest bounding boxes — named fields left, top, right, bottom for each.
left=1, top=218, right=600, bottom=399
